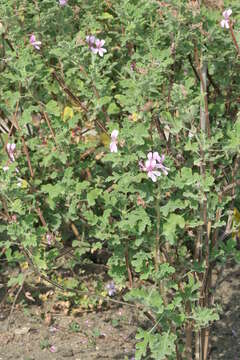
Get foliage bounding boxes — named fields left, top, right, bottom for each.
left=0, top=0, right=240, bottom=359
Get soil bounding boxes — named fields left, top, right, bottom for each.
left=0, top=264, right=239, bottom=360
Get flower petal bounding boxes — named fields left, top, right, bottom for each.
left=110, top=142, right=118, bottom=153
left=91, top=47, right=98, bottom=54
left=153, top=151, right=161, bottom=162
left=30, top=35, right=35, bottom=43
left=148, top=171, right=157, bottom=182
left=145, top=159, right=151, bottom=168
left=111, top=129, right=118, bottom=139
left=147, top=152, right=153, bottom=160
left=95, top=39, right=101, bottom=47
left=224, top=9, right=232, bottom=18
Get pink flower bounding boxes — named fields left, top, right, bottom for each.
left=49, top=345, right=57, bottom=353
left=139, top=152, right=169, bottom=182
left=110, top=129, right=118, bottom=153
left=7, top=143, right=16, bottom=162
left=91, top=39, right=107, bottom=57
left=221, top=9, right=232, bottom=29
left=46, top=233, right=53, bottom=245
left=30, top=34, right=41, bottom=50
left=86, top=35, right=96, bottom=48
left=59, top=0, right=67, bottom=5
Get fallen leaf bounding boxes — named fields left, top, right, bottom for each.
left=25, top=291, right=35, bottom=302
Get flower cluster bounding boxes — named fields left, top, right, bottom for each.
left=139, top=152, right=169, bottom=182
left=86, top=35, right=107, bottom=57
left=221, top=9, right=232, bottom=29
left=30, top=34, right=41, bottom=50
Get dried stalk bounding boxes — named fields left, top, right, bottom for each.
left=125, top=242, right=133, bottom=288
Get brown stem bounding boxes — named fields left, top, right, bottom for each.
left=21, top=137, right=34, bottom=178
left=125, top=243, right=133, bottom=288
left=36, top=207, right=47, bottom=227
left=194, top=46, right=210, bottom=137
left=207, top=69, right=221, bottom=96
left=229, top=23, right=240, bottom=56
left=42, top=111, right=57, bottom=145
left=52, top=70, right=88, bottom=112
left=188, top=53, right=200, bottom=82
left=203, top=327, right=210, bottom=360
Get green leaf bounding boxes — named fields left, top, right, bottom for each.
left=163, top=214, right=185, bottom=245
left=46, top=100, right=60, bottom=116
left=41, top=183, right=65, bottom=199
left=10, top=199, right=24, bottom=215
left=98, top=12, right=114, bottom=20
left=87, top=189, right=102, bottom=206
left=107, top=102, right=120, bottom=114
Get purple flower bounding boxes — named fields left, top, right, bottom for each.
left=110, top=129, right=118, bottom=153
left=106, top=281, right=116, bottom=296
left=92, top=39, right=107, bottom=57
left=59, top=0, right=67, bottom=6
left=30, top=34, right=41, bottom=50
left=139, top=151, right=169, bottom=182
left=7, top=143, right=16, bottom=162
left=86, top=36, right=107, bottom=57
left=86, top=35, right=96, bottom=48
left=221, top=9, right=232, bottom=29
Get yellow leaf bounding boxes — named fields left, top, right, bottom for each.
left=233, top=208, right=240, bottom=239
left=20, top=261, right=29, bottom=271
left=129, top=112, right=139, bottom=122
left=63, top=106, right=74, bottom=122
left=21, top=180, right=29, bottom=189
left=233, top=208, right=240, bottom=223
left=100, top=133, right=110, bottom=147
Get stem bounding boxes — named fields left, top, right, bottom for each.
left=125, top=242, right=133, bottom=288
left=155, top=195, right=160, bottom=271
left=195, top=331, right=201, bottom=360
left=203, top=327, right=210, bottom=360
left=229, top=23, right=240, bottom=56
left=194, top=47, right=210, bottom=137
left=185, top=301, right=193, bottom=360
left=42, top=111, right=57, bottom=145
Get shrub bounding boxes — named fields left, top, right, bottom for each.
left=0, top=0, right=240, bottom=358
